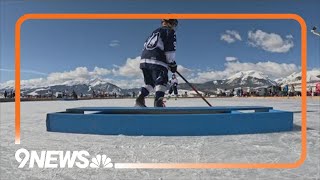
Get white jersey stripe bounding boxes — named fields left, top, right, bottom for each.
left=140, top=59, right=169, bottom=69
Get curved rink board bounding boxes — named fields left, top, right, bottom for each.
left=46, top=106, right=293, bottom=136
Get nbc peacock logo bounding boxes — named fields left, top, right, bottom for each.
left=90, top=154, right=113, bottom=168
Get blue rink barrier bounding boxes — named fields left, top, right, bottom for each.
left=46, top=106, right=293, bottom=136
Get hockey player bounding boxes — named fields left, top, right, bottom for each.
left=168, top=73, right=179, bottom=100
left=135, top=19, right=178, bottom=107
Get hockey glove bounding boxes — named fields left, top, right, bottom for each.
left=312, top=26, right=317, bottom=31
left=168, top=61, right=177, bottom=73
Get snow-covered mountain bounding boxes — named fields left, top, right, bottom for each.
left=275, top=70, right=320, bottom=85
left=179, top=70, right=277, bottom=91
left=225, top=70, right=277, bottom=87
left=1, top=70, right=319, bottom=95
left=0, top=78, right=125, bottom=96
left=88, top=78, right=123, bottom=93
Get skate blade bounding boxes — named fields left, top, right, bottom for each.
left=134, top=103, right=147, bottom=107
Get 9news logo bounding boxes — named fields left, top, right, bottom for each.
left=15, top=148, right=113, bottom=169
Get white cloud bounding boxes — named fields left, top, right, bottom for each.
left=92, top=67, right=112, bottom=76
left=0, top=56, right=301, bottom=90
left=0, top=56, right=144, bottom=89
left=224, top=61, right=299, bottom=79
left=221, top=30, right=242, bottom=43
left=225, top=57, right=238, bottom=62
left=286, top=35, right=293, bottom=39
left=248, top=30, right=294, bottom=53
left=1, top=67, right=112, bottom=89
left=47, top=67, right=91, bottom=85
left=177, top=65, right=193, bottom=75
left=111, top=57, right=195, bottom=84
left=0, top=78, right=48, bottom=90
left=112, top=57, right=142, bottom=78
left=109, top=40, right=120, bottom=47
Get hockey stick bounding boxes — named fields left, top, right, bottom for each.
left=312, top=31, right=320, bottom=37
left=176, top=71, right=212, bottom=107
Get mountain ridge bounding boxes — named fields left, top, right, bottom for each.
left=1, top=70, right=319, bottom=96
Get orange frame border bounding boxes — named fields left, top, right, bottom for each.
left=15, top=14, right=307, bottom=169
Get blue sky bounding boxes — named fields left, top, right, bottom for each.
left=0, top=0, right=319, bottom=88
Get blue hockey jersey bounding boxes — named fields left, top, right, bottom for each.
left=140, top=27, right=176, bottom=71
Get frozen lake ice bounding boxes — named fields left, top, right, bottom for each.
left=0, top=97, right=319, bottom=179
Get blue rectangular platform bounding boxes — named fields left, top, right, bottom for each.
left=46, top=106, right=293, bottom=136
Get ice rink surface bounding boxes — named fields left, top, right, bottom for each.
left=0, top=97, right=319, bottom=179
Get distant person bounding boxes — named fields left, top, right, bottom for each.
left=308, top=86, right=312, bottom=96
left=283, top=84, right=289, bottom=96
left=168, top=73, right=179, bottom=100
left=4, top=90, right=7, bottom=99
left=269, top=89, right=272, bottom=96
left=316, top=83, right=320, bottom=96
left=289, top=84, right=295, bottom=96
left=135, top=18, right=178, bottom=107
left=72, top=90, right=78, bottom=100
left=231, top=88, right=235, bottom=97
left=236, top=89, right=240, bottom=97
left=63, top=89, right=69, bottom=98
left=92, top=90, right=96, bottom=98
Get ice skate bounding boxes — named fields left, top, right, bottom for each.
left=154, top=97, right=166, bottom=107
left=135, top=95, right=146, bottom=107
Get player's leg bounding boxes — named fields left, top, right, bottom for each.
left=167, top=85, right=173, bottom=99
left=135, top=69, right=154, bottom=107
left=173, top=85, right=178, bottom=100
left=153, top=70, right=168, bottom=107
left=168, top=86, right=173, bottom=94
